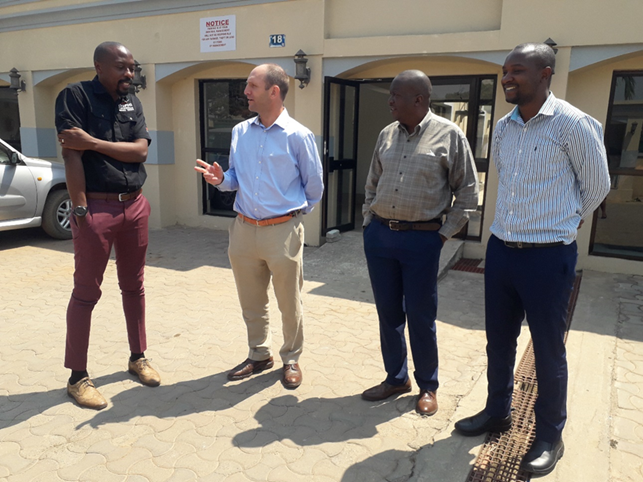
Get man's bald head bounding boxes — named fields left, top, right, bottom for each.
left=94, top=41, right=129, bottom=64
left=511, top=43, right=556, bottom=74
left=393, top=70, right=433, bottom=106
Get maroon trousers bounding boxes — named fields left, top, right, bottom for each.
left=65, top=194, right=150, bottom=371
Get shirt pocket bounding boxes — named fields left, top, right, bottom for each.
left=88, top=105, right=113, bottom=141
left=410, top=153, right=447, bottom=185
left=526, top=138, right=568, bottom=182
left=116, top=111, right=137, bottom=142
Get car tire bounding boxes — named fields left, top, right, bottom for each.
left=42, top=189, right=73, bottom=240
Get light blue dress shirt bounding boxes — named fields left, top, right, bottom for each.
left=490, top=93, right=611, bottom=244
left=217, top=109, right=324, bottom=219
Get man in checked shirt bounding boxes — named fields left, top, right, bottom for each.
left=455, top=43, right=610, bottom=476
left=360, top=70, right=479, bottom=416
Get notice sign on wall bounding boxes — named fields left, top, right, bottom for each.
left=200, top=15, right=236, bottom=53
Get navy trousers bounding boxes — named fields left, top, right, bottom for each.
left=363, top=220, right=443, bottom=391
left=484, top=234, right=577, bottom=443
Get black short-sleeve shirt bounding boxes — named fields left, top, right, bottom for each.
left=55, top=76, right=152, bottom=193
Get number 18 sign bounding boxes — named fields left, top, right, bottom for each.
left=269, top=34, right=286, bottom=48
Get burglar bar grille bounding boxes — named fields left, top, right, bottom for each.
left=464, top=271, right=582, bottom=482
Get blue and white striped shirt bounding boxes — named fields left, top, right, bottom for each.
left=490, top=93, right=610, bottom=244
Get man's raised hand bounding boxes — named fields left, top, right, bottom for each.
left=195, top=159, right=224, bottom=186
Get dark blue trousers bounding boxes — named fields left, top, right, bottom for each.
left=363, top=220, right=443, bottom=391
left=484, top=235, right=577, bottom=443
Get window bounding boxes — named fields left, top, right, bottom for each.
left=591, top=71, right=643, bottom=260
left=0, top=87, right=21, bottom=152
left=199, top=79, right=254, bottom=216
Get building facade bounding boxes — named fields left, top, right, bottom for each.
left=1, top=0, right=642, bottom=274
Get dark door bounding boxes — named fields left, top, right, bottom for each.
left=323, top=77, right=360, bottom=234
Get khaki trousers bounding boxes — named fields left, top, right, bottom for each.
left=228, top=214, right=305, bottom=365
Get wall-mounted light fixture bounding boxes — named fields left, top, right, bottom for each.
left=9, top=68, right=26, bottom=92
left=544, top=38, right=558, bottom=55
left=294, top=50, right=310, bottom=89
left=129, top=60, right=147, bottom=94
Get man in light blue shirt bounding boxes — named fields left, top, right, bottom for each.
left=195, top=64, right=323, bottom=390
left=455, top=43, right=610, bottom=476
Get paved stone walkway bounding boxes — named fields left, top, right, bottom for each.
left=0, top=226, right=641, bottom=481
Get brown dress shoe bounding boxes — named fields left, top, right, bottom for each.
left=227, top=357, right=274, bottom=381
left=67, top=377, right=108, bottom=410
left=416, top=390, right=438, bottom=416
left=128, top=358, right=161, bottom=387
left=361, top=380, right=412, bottom=401
left=282, top=363, right=302, bottom=389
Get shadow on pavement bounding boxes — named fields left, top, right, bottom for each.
left=232, top=393, right=410, bottom=447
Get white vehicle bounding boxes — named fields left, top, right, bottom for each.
left=0, top=138, right=72, bottom=239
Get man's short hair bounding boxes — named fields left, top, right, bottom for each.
left=514, top=43, right=556, bottom=74
left=263, top=64, right=289, bottom=101
left=94, top=41, right=125, bottom=63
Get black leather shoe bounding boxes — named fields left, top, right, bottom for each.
left=454, top=409, right=512, bottom=436
left=520, top=439, right=564, bottom=475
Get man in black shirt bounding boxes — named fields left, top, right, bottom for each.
left=55, top=41, right=160, bottom=410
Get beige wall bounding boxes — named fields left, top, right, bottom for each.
left=325, top=0, right=502, bottom=38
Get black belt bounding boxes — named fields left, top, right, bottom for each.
left=86, top=188, right=142, bottom=202
left=372, top=213, right=441, bottom=231
left=503, top=240, right=565, bottom=249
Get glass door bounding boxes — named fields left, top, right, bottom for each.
left=323, top=77, right=360, bottom=233
left=431, top=76, right=496, bottom=240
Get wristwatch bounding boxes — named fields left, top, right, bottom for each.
left=73, top=205, right=88, bottom=217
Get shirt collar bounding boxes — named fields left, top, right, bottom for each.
left=397, top=110, right=433, bottom=137
left=252, top=107, right=290, bottom=130
left=509, top=92, right=557, bottom=124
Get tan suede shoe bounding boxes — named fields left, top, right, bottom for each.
left=128, top=358, right=161, bottom=387
left=67, top=377, right=108, bottom=410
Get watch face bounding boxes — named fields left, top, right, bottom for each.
left=74, top=206, right=88, bottom=216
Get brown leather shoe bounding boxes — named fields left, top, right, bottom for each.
left=128, top=358, right=161, bottom=387
left=282, top=363, right=302, bottom=389
left=416, top=390, right=438, bottom=416
left=361, top=380, right=412, bottom=401
left=67, top=377, right=108, bottom=410
left=227, top=357, right=274, bottom=381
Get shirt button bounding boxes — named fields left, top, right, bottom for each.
left=512, top=192, right=515, bottom=196
left=519, top=149, right=522, bottom=154
left=508, top=231, right=511, bottom=235
left=509, top=211, right=513, bottom=215
left=403, top=156, right=407, bottom=158
left=395, top=189, right=398, bottom=192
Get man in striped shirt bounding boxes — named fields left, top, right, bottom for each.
left=455, top=43, right=610, bottom=475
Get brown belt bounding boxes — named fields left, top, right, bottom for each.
left=86, top=188, right=142, bottom=202
left=504, top=240, right=565, bottom=249
left=373, top=213, right=441, bottom=231
left=238, top=210, right=300, bottom=227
